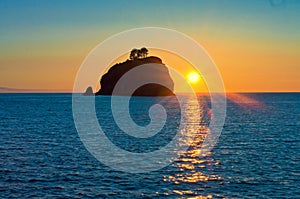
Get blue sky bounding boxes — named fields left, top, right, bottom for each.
left=2, top=0, right=299, bottom=39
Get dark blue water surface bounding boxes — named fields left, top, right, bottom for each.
left=0, top=93, right=299, bottom=198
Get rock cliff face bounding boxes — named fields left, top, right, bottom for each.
left=95, top=56, right=174, bottom=96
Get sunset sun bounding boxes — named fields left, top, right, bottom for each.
left=187, top=72, right=200, bottom=83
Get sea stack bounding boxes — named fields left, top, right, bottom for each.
left=95, top=56, right=175, bottom=96
left=83, top=86, right=94, bottom=96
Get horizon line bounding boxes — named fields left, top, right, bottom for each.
left=1, top=86, right=299, bottom=94
left=0, top=91, right=299, bottom=94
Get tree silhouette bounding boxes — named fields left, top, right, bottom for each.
left=137, top=49, right=142, bottom=58
left=140, top=47, right=148, bottom=58
left=129, top=47, right=149, bottom=60
left=130, top=48, right=138, bottom=60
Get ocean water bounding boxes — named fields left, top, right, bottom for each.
left=0, top=93, right=299, bottom=198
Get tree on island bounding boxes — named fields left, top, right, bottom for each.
left=129, top=47, right=148, bottom=60
left=140, top=47, right=148, bottom=58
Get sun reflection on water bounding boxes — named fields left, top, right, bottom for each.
left=163, top=95, right=223, bottom=198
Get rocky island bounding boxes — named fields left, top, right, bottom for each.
left=95, top=48, right=175, bottom=96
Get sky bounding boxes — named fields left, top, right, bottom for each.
left=0, top=0, right=300, bottom=92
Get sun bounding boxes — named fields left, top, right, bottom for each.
left=187, top=72, right=200, bottom=83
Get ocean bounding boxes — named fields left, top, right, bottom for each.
left=0, top=93, right=299, bottom=198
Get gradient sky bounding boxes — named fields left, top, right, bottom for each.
left=1, top=0, right=300, bottom=92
